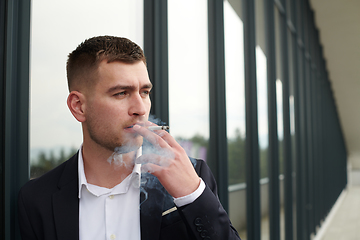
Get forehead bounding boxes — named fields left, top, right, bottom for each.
left=96, top=60, right=151, bottom=88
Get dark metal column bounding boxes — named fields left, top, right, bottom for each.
left=243, top=0, right=261, bottom=239
left=1, top=0, right=31, bottom=239
left=277, top=0, right=294, bottom=239
left=0, top=0, right=6, bottom=235
left=144, top=0, right=169, bottom=124
left=289, top=0, right=305, bottom=239
left=207, top=0, right=229, bottom=210
left=297, top=0, right=311, bottom=238
left=264, top=0, right=280, bottom=239
left=303, top=1, right=315, bottom=234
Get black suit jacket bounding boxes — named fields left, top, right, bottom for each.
left=18, top=153, right=240, bottom=240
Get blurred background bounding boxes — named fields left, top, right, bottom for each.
left=1, top=0, right=359, bottom=239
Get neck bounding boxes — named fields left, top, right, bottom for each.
left=81, top=142, right=138, bottom=189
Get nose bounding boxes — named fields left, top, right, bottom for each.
left=128, top=93, right=148, bottom=117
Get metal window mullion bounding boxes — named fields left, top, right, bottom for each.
left=0, top=0, right=6, bottom=234
left=265, top=1, right=280, bottom=239
left=311, top=19, right=322, bottom=231
left=310, top=67, right=318, bottom=233
left=320, top=64, right=328, bottom=222
left=296, top=3, right=308, bottom=240
left=315, top=76, right=323, bottom=232
left=303, top=3, right=315, bottom=233
left=289, top=0, right=305, bottom=239
left=243, top=0, right=261, bottom=238
left=278, top=1, right=294, bottom=239
left=313, top=32, right=323, bottom=226
left=144, top=0, right=169, bottom=124
left=293, top=38, right=304, bottom=240
left=207, top=0, right=228, bottom=210
left=2, top=0, right=31, bottom=239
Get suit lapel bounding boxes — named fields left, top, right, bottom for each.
left=50, top=154, right=172, bottom=240
left=52, top=154, right=79, bottom=240
left=140, top=174, right=165, bottom=240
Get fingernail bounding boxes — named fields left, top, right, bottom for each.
left=133, top=125, right=141, bottom=130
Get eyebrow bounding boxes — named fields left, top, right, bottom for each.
left=106, top=83, right=153, bottom=94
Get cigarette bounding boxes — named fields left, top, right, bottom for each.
left=146, top=126, right=169, bottom=131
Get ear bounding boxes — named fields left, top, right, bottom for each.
left=67, top=91, right=86, bottom=122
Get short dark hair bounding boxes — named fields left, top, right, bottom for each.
left=66, top=36, right=146, bottom=91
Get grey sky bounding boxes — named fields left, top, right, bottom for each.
left=30, top=0, right=270, bottom=157
left=30, top=0, right=143, bottom=151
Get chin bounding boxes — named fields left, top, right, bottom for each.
left=114, top=137, right=143, bottom=154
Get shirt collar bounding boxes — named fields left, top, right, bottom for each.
left=78, top=145, right=142, bottom=198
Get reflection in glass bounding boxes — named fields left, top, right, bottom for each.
left=168, top=0, right=209, bottom=160
left=224, top=1, right=247, bottom=237
left=277, top=79, right=285, bottom=240
left=256, top=46, right=268, bottom=179
left=289, top=95, right=295, bottom=136
left=276, top=79, right=284, bottom=174
left=30, top=0, right=144, bottom=178
left=275, top=7, right=285, bottom=239
left=224, top=0, right=246, bottom=186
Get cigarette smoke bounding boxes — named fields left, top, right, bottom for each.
left=107, top=145, right=138, bottom=169
left=107, top=115, right=197, bottom=214
left=108, top=114, right=171, bottom=170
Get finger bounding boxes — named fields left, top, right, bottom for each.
left=141, top=163, right=162, bottom=173
left=136, top=123, right=182, bottom=149
left=133, top=124, right=171, bottom=149
left=136, top=154, right=172, bottom=167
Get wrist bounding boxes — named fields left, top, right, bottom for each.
left=174, top=178, right=205, bottom=207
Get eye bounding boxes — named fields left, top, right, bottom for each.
left=114, top=91, right=127, bottom=97
left=141, top=90, right=151, bottom=97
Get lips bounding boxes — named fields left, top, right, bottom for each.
left=125, top=123, right=145, bottom=129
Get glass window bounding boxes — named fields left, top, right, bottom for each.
left=225, top=0, right=246, bottom=186
left=256, top=46, right=268, bottom=180
left=255, top=0, right=269, bottom=239
left=168, top=0, right=209, bottom=161
left=224, top=0, right=247, bottom=238
left=288, top=24, right=297, bottom=237
left=275, top=7, right=285, bottom=240
left=30, top=0, right=144, bottom=178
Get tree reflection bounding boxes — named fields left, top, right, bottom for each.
left=30, top=147, right=77, bottom=179
left=228, top=128, right=246, bottom=185
left=176, top=134, right=209, bottom=161
left=30, top=131, right=281, bottom=186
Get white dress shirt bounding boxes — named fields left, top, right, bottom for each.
left=78, top=146, right=205, bottom=240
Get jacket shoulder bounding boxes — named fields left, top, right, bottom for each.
left=192, top=158, right=217, bottom=192
left=20, top=152, right=78, bottom=196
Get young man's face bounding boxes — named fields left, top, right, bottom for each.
left=84, top=60, right=152, bottom=153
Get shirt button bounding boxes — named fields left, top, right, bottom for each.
left=110, top=234, right=116, bottom=239
left=109, top=195, right=114, bottom=199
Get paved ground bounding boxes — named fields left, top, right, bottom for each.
left=318, top=186, right=360, bottom=240
left=237, top=186, right=360, bottom=240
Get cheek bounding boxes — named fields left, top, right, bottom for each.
left=148, top=99, right=151, bottom=110
left=87, top=101, right=118, bottom=122
left=145, top=100, right=151, bottom=117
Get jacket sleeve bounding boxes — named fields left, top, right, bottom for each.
left=177, top=159, right=241, bottom=240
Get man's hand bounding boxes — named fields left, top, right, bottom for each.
left=133, top=123, right=200, bottom=198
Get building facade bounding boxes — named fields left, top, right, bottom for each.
left=1, top=0, right=349, bottom=240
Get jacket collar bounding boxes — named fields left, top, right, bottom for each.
left=51, top=152, right=165, bottom=240
left=139, top=173, right=165, bottom=240
left=53, top=153, right=79, bottom=240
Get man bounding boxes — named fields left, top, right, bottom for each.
left=18, top=36, right=240, bottom=240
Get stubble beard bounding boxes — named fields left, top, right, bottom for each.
left=86, top=119, right=143, bottom=154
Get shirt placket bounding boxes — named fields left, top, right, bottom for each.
left=105, top=193, right=118, bottom=240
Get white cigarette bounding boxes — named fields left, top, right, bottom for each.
left=146, top=126, right=169, bottom=131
